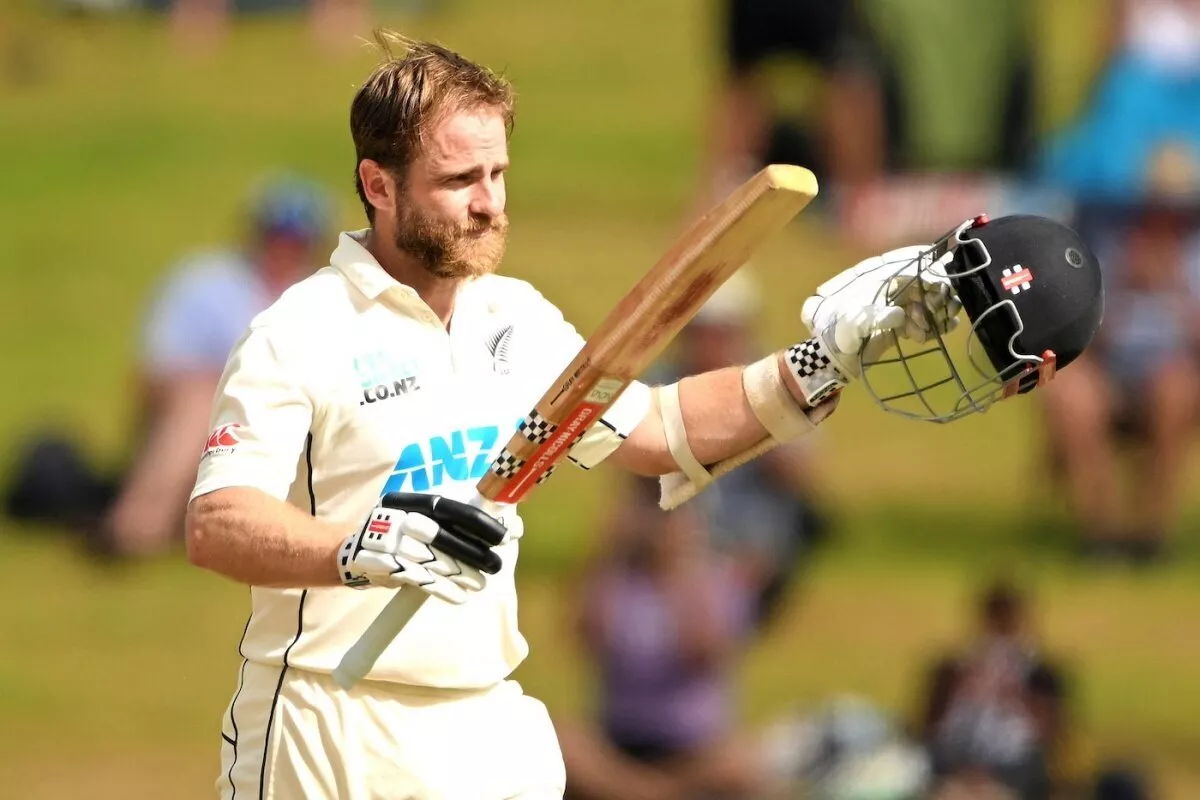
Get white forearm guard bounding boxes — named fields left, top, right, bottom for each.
left=657, top=348, right=836, bottom=510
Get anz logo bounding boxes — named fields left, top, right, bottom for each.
left=381, top=419, right=522, bottom=493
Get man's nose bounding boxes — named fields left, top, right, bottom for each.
left=470, top=177, right=504, bottom=218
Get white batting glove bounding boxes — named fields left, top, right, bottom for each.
left=338, top=493, right=507, bottom=605
left=787, top=246, right=963, bottom=405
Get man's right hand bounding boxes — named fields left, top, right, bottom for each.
left=337, top=493, right=508, bottom=604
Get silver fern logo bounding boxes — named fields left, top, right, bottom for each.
left=486, top=325, right=514, bottom=375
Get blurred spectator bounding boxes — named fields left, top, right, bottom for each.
left=698, top=0, right=1042, bottom=196
left=1041, top=0, right=1200, bottom=202
left=853, top=0, right=1040, bottom=177
left=558, top=476, right=768, bottom=800
left=697, top=1, right=1063, bottom=263
left=693, top=0, right=881, bottom=211
left=1094, top=764, right=1155, bottom=800
left=4, top=174, right=330, bottom=558
left=759, top=695, right=932, bottom=799
left=1038, top=0, right=1200, bottom=563
left=663, top=272, right=830, bottom=631
left=1040, top=203, right=1200, bottom=563
left=161, top=0, right=371, bottom=55
left=917, top=579, right=1074, bottom=800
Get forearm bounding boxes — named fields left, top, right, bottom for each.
left=185, top=487, right=348, bottom=587
left=617, top=353, right=815, bottom=475
left=677, top=367, right=775, bottom=466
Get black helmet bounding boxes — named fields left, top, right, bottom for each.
left=859, top=214, right=1105, bottom=422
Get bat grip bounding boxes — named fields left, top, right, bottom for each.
left=331, top=492, right=491, bottom=690
left=332, top=590, right=429, bottom=690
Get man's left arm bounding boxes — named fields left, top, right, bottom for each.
left=608, top=354, right=830, bottom=476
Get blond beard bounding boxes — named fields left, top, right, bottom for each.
left=395, top=207, right=509, bottom=280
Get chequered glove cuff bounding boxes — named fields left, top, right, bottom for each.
left=784, top=336, right=850, bottom=406
left=338, top=536, right=371, bottom=589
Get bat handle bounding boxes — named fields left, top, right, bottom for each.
left=331, top=492, right=491, bottom=690
left=332, top=590, right=429, bottom=690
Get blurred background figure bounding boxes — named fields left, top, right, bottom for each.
left=758, top=694, right=932, bottom=799
left=1039, top=202, right=1200, bottom=564
left=709, top=0, right=1065, bottom=258
left=1094, top=763, right=1156, bottom=800
left=916, top=579, right=1075, bottom=800
left=852, top=0, right=1039, bottom=179
left=558, top=476, right=767, bottom=800
left=695, top=0, right=881, bottom=211
left=701, top=0, right=1043, bottom=199
left=1038, top=0, right=1200, bottom=564
left=1041, top=0, right=1200, bottom=201
left=662, top=272, right=830, bottom=632
left=157, top=0, right=373, bottom=54
left=4, top=174, right=331, bottom=559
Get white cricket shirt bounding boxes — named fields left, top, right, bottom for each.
left=190, top=230, right=651, bottom=689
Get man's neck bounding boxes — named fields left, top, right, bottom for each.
left=365, top=228, right=461, bottom=328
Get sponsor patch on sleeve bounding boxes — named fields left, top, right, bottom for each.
left=202, top=423, right=242, bottom=458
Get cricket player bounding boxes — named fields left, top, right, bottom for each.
left=185, top=31, right=1097, bottom=800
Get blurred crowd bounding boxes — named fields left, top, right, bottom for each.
left=7, top=0, right=1200, bottom=797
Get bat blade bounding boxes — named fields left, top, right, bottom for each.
left=332, top=164, right=818, bottom=690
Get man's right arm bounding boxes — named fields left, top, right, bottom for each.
left=184, top=324, right=503, bottom=601
left=183, top=322, right=326, bottom=587
left=185, top=487, right=346, bottom=588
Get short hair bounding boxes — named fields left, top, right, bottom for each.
left=350, top=30, right=516, bottom=222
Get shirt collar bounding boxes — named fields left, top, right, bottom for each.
left=329, top=229, right=423, bottom=303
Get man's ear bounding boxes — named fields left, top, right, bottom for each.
left=358, top=160, right=398, bottom=217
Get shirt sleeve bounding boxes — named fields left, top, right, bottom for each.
left=525, top=293, right=652, bottom=471
left=189, top=324, right=315, bottom=503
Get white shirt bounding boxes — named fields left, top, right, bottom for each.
left=190, top=231, right=651, bottom=689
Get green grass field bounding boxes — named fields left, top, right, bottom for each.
left=2, top=2, right=1198, bottom=797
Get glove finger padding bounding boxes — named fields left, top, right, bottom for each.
left=812, top=245, right=930, bottom=299
left=832, top=305, right=906, bottom=357
left=382, top=492, right=507, bottom=547
left=396, top=537, right=486, bottom=592
left=800, top=293, right=826, bottom=333
left=350, top=545, right=468, bottom=604
left=433, top=526, right=503, bottom=574
left=382, top=513, right=499, bottom=575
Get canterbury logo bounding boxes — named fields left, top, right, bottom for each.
left=203, top=423, right=242, bottom=456
left=486, top=325, right=514, bottom=375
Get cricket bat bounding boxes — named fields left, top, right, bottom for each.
left=332, top=164, right=819, bottom=690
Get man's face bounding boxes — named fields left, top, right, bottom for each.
left=394, top=108, right=510, bottom=279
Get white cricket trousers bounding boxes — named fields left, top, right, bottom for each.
left=218, top=660, right=566, bottom=799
